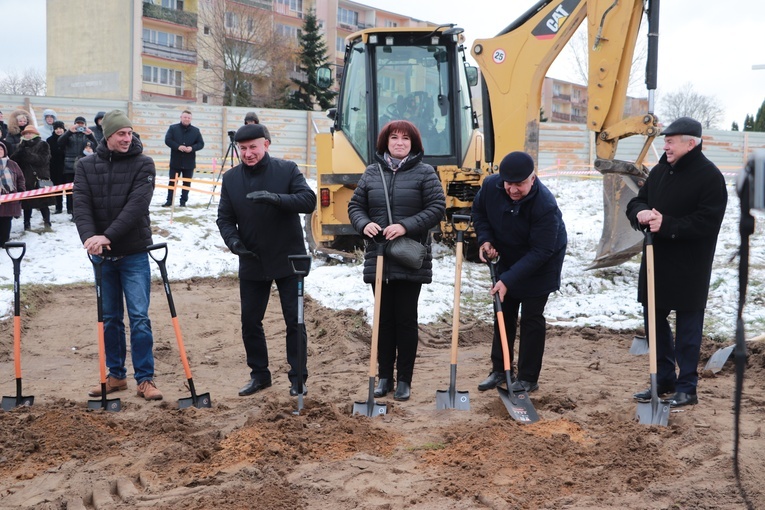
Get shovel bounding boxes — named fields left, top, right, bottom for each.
left=436, top=214, right=470, bottom=411
left=636, top=230, right=670, bottom=426
left=288, top=254, right=312, bottom=415
left=629, top=335, right=649, bottom=356
left=147, top=243, right=211, bottom=409
left=704, top=333, right=765, bottom=373
left=87, top=255, right=121, bottom=412
left=353, top=241, right=387, bottom=417
left=488, top=258, right=539, bottom=424
left=2, top=242, right=34, bottom=411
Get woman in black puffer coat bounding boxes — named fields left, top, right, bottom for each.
left=348, top=120, right=446, bottom=401
left=10, top=126, right=53, bottom=230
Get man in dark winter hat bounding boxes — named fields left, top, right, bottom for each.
left=626, top=116, right=727, bottom=407
left=216, top=122, right=315, bottom=398
left=471, top=151, right=567, bottom=394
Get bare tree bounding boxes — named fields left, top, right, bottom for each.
left=195, top=0, right=295, bottom=107
left=659, top=82, right=724, bottom=129
left=565, top=24, right=648, bottom=98
left=0, top=68, right=46, bottom=96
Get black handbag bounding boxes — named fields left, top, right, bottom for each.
left=34, top=172, right=54, bottom=189
left=378, top=164, right=426, bottom=270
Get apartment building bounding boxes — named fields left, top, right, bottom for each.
left=541, top=76, right=649, bottom=123
left=46, top=0, right=431, bottom=105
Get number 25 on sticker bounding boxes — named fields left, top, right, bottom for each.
left=493, top=49, right=506, bottom=64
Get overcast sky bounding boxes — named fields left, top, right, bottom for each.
left=1, top=0, right=763, bottom=129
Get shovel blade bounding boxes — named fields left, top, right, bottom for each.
left=704, top=345, right=735, bottom=373
left=636, top=398, right=670, bottom=426
left=629, top=335, right=649, bottom=356
left=87, top=397, right=121, bottom=412
left=497, top=386, right=539, bottom=423
left=179, top=392, right=212, bottom=409
left=352, top=399, right=387, bottom=417
left=1, top=395, right=34, bottom=411
left=435, top=389, right=470, bottom=410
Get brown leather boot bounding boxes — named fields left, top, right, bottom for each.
left=136, top=380, right=163, bottom=401
left=88, top=375, right=128, bottom=397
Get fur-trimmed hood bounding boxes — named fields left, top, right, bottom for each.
left=7, top=109, right=32, bottom=136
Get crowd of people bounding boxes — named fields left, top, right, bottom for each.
left=0, top=106, right=724, bottom=411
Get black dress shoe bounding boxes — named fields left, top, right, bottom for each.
left=633, top=385, right=675, bottom=402
left=668, top=392, right=698, bottom=407
left=374, top=378, right=394, bottom=398
left=161, top=201, right=172, bottom=207
left=394, top=381, right=410, bottom=401
left=478, top=371, right=508, bottom=391
left=238, top=378, right=272, bottom=396
left=290, top=380, right=307, bottom=396
left=511, top=379, right=539, bottom=393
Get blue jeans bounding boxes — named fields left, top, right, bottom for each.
left=94, top=252, right=155, bottom=384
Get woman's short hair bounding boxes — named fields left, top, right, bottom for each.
left=376, top=120, right=423, bottom=156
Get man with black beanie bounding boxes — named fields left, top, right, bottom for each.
left=471, top=151, right=567, bottom=394
left=216, top=123, right=316, bottom=398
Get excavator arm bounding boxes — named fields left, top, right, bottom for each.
left=472, top=0, right=659, bottom=268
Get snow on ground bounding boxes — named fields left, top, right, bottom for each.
left=1, top=174, right=763, bottom=341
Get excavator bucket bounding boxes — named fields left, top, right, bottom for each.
left=589, top=164, right=648, bottom=269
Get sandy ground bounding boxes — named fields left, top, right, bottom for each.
left=0, top=276, right=763, bottom=509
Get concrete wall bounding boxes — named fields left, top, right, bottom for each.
left=47, top=0, right=135, bottom=99
left=3, top=93, right=764, bottom=177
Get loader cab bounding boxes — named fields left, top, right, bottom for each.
left=333, top=27, right=476, bottom=168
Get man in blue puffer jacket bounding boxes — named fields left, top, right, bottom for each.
left=472, top=151, right=567, bottom=394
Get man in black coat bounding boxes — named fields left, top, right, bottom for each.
left=472, top=151, right=567, bottom=394
left=163, top=109, right=204, bottom=207
left=626, top=117, right=727, bottom=407
left=216, top=123, right=316, bottom=397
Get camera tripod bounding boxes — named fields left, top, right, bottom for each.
left=207, top=133, right=241, bottom=209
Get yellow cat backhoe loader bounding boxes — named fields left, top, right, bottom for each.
left=309, top=0, right=660, bottom=268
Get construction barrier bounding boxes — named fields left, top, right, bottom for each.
left=0, top=184, right=72, bottom=204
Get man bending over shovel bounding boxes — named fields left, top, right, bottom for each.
left=626, top=117, right=727, bottom=407
left=471, top=151, right=567, bottom=394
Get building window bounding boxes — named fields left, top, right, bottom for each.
left=336, top=36, right=345, bottom=52
left=384, top=20, right=398, bottom=28
left=203, top=60, right=210, bottom=69
left=225, top=11, right=238, bottom=29
left=202, top=94, right=208, bottom=103
left=276, top=0, right=303, bottom=13
left=143, top=28, right=183, bottom=49
left=338, top=8, right=359, bottom=27
left=143, top=64, right=183, bottom=88
left=160, top=0, right=181, bottom=9
left=204, top=25, right=210, bottom=35
left=276, top=24, right=301, bottom=40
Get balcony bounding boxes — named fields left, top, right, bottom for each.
left=143, top=41, right=197, bottom=64
left=274, top=3, right=303, bottom=19
left=235, top=0, right=274, bottom=9
left=553, top=92, right=571, bottom=101
left=143, top=2, right=198, bottom=28
left=551, top=112, right=571, bottom=122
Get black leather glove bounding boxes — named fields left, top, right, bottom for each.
left=229, top=240, right=257, bottom=258
left=246, top=190, right=281, bottom=206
